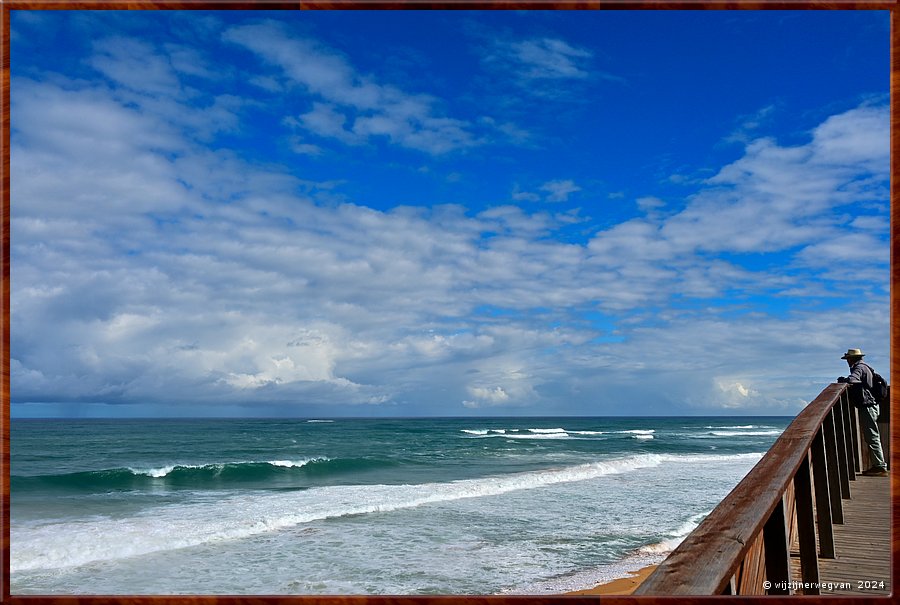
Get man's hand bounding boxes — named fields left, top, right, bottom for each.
left=837, top=376, right=848, bottom=383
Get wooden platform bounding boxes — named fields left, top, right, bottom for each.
left=790, top=474, right=892, bottom=596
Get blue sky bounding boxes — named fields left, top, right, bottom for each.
left=9, top=10, right=890, bottom=418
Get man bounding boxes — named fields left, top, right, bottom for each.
left=837, top=348, right=888, bottom=477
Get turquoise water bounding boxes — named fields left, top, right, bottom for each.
left=11, top=416, right=789, bottom=594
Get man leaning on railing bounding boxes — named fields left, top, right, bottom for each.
left=837, top=347, right=888, bottom=477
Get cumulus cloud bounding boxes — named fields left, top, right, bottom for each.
left=11, top=95, right=889, bottom=414
left=590, top=104, right=889, bottom=267
left=809, top=105, right=889, bottom=167
left=463, top=386, right=510, bottom=408
left=9, top=20, right=889, bottom=417
left=461, top=361, right=540, bottom=410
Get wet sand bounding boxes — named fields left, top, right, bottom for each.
left=565, top=564, right=657, bottom=595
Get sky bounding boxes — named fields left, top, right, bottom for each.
left=9, top=10, right=890, bottom=418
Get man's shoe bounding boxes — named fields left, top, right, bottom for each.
left=862, top=467, right=888, bottom=477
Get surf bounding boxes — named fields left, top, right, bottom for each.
left=11, top=451, right=763, bottom=573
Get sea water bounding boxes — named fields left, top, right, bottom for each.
left=10, top=416, right=789, bottom=594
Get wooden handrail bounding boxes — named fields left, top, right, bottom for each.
left=634, top=382, right=884, bottom=595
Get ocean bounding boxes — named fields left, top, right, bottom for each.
left=10, top=416, right=790, bottom=595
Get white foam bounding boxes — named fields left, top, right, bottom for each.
left=708, top=430, right=782, bottom=437
left=671, top=512, right=708, bottom=537
left=267, top=459, right=324, bottom=468
left=704, top=425, right=762, bottom=429
left=618, top=429, right=655, bottom=434
left=672, top=452, right=764, bottom=463
left=636, top=537, right=681, bottom=554
left=504, top=552, right=666, bottom=595
left=465, top=427, right=598, bottom=439
left=637, top=511, right=709, bottom=555
left=127, top=459, right=327, bottom=476
left=127, top=464, right=217, bottom=478
left=11, top=451, right=760, bottom=574
left=130, top=465, right=177, bottom=478
left=306, top=420, right=334, bottom=423
left=632, top=434, right=654, bottom=440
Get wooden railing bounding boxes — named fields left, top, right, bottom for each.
left=634, top=382, right=889, bottom=596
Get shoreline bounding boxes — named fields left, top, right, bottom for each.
left=564, top=564, right=658, bottom=596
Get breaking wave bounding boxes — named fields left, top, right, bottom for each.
left=9, top=457, right=403, bottom=491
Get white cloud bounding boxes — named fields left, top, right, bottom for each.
left=223, top=24, right=355, bottom=102
left=726, top=104, right=778, bottom=144
left=717, top=380, right=756, bottom=407
left=513, top=180, right=582, bottom=204
left=636, top=196, right=665, bottom=213
left=480, top=117, right=532, bottom=145
left=463, top=386, right=510, bottom=408
left=540, top=180, right=581, bottom=202
left=164, top=43, right=220, bottom=80
left=223, top=22, right=481, bottom=155
left=589, top=104, right=889, bottom=265
left=461, top=361, right=539, bottom=410
left=796, top=231, right=889, bottom=266
left=295, top=102, right=360, bottom=145
left=809, top=105, right=889, bottom=167
left=248, top=75, right=282, bottom=92
left=490, top=37, right=593, bottom=81
left=91, top=36, right=181, bottom=96
left=288, top=137, right=324, bottom=156
left=10, top=42, right=889, bottom=416
left=480, top=33, right=622, bottom=102
left=512, top=185, right=541, bottom=202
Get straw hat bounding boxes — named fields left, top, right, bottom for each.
left=841, top=348, right=865, bottom=359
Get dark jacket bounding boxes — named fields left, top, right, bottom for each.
left=847, top=360, right=877, bottom=407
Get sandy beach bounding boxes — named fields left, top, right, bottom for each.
left=565, top=565, right=657, bottom=596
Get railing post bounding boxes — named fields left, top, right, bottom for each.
left=722, top=575, right=737, bottom=595
left=849, top=402, right=861, bottom=472
left=833, top=401, right=853, bottom=498
left=821, top=409, right=845, bottom=521
left=858, top=406, right=873, bottom=471
left=793, top=451, right=820, bottom=592
left=841, top=394, right=857, bottom=481
left=763, top=495, right=791, bottom=594
left=811, top=427, right=836, bottom=555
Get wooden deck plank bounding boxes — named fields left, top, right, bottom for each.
left=789, top=474, right=891, bottom=595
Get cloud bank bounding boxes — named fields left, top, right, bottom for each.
left=10, top=15, right=889, bottom=417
